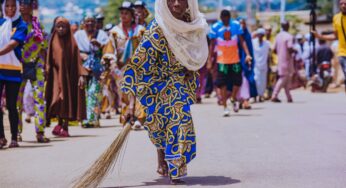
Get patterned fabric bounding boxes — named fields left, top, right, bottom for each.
left=103, top=23, right=145, bottom=124
left=83, top=77, right=102, bottom=125
left=17, top=20, right=47, bottom=133
left=75, top=30, right=107, bottom=126
left=122, top=20, right=199, bottom=179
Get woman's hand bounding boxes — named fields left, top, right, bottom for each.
left=80, top=53, right=89, bottom=61
left=245, top=55, right=252, bottom=64
left=91, top=39, right=101, bottom=48
left=185, top=70, right=195, bottom=81
left=78, top=76, right=86, bottom=89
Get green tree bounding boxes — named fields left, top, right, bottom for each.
left=103, top=0, right=122, bottom=24
left=103, top=0, right=139, bottom=24
left=268, top=14, right=304, bottom=35
left=318, top=0, right=333, bottom=19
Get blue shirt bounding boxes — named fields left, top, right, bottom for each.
left=209, top=20, right=243, bottom=40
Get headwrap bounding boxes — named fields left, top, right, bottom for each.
left=155, top=0, right=209, bottom=71
left=0, top=0, right=21, bottom=69
left=1, top=0, right=20, bottom=21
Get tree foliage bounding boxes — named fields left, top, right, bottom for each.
left=268, top=14, right=304, bottom=35
left=103, top=0, right=122, bottom=24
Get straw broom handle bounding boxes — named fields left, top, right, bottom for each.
left=72, top=122, right=132, bottom=188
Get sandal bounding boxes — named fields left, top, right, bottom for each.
left=59, top=130, right=70, bottom=137
left=52, top=125, right=62, bottom=136
left=36, top=133, right=50, bottom=143
left=8, top=140, right=19, bottom=148
left=0, top=138, right=7, bottom=149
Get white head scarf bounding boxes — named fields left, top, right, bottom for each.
left=0, top=0, right=21, bottom=67
left=155, top=0, right=209, bottom=71
left=2, top=0, right=20, bottom=21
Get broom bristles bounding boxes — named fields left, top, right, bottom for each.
left=72, top=123, right=132, bottom=188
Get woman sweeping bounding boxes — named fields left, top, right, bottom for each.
left=0, top=0, right=27, bottom=148
left=46, top=17, right=88, bottom=137
left=122, top=0, right=209, bottom=184
left=74, top=0, right=208, bottom=187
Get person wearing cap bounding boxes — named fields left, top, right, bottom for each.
left=290, top=34, right=308, bottom=89
left=96, top=13, right=104, bottom=31
left=15, top=0, right=49, bottom=143
left=253, top=28, right=271, bottom=102
left=104, top=23, right=113, bottom=35
left=295, top=34, right=312, bottom=81
left=122, top=0, right=208, bottom=184
left=271, top=21, right=297, bottom=103
left=208, top=10, right=253, bottom=117
left=0, top=0, right=28, bottom=149
left=74, top=15, right=109, bottom=128
left=103, top=1, right=145, bottom=129
left=313, top=0, right=346, bottom=93
left=134, top=0, right=150, bottom=27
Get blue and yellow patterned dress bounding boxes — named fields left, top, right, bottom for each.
left=122, top=20, right=199, bottom=179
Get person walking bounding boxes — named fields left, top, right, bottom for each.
left=0, top=0, right=27, bottom=148
left=271, top=21, right=296, bottom=103
left=46, top=17, right=88, bottom=137
left=74, top=16, right=109, bottom=128
left=253, top=28, right=271, bottom=101
left=103, top=1, right=145, bottom=128
left=17, top=0, right=49, bottom=143
left=238, top=18, right=257, bottom=109
left=313, top=0, right=346, bottom=93
left=208, top=10, right=252, bottom=116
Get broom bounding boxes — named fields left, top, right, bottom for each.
left=72, top=121, right=132, bottom=188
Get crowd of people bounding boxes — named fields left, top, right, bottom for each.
left=0, top=0, right=345, bottom=185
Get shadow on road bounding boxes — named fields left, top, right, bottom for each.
left=250, top=107, right=264, bottom=110
left=106, top=176, right=241, bottom=187
left=24, top=139, right=66, bottom=144
left=68, top=135, right=99, bottom=138
left=231, top=114, right=261, bottom=117
left=0, top=145, right=53, bottom=150
left=98, top=125, right=125, bottom=129
left=185, top=176, right=241, bottom=186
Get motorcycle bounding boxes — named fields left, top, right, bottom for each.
left=311, top=61, right=332, bottom=93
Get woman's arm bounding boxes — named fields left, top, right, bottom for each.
left=0, top=40, right=19, bottom=56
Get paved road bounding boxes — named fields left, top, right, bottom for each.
left=1, top=90, right=346, bottom=188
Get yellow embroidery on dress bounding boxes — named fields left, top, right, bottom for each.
left=11, top=28, right=17, bottom=36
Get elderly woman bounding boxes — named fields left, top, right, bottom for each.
left=0, top=0, right=27, bottom=148
left=122, top=0, right=208, bottom=184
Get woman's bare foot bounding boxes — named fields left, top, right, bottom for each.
left=157, top=164, right=168, bottom=177
left=157, top=149, right=168, bottom=177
